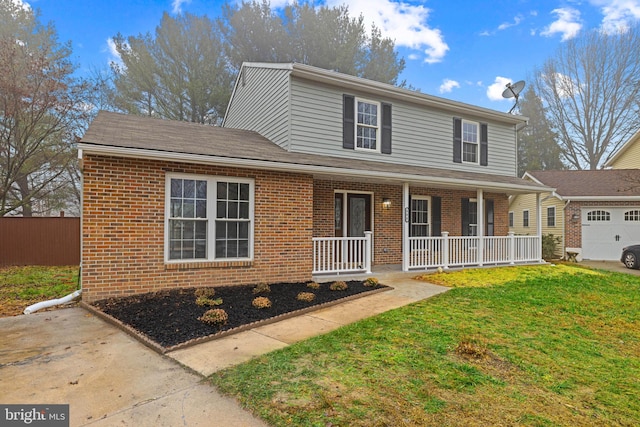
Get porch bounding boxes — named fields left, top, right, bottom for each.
left=312, top=232, right=542, bottom=275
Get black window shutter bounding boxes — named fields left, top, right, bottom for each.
left=453, top=117, right=462, bottom=163
left=480, top=123, right=488, bottom=166
left=485, top=199, right=494, bottom=236
left=461, top=198, right=470, bottom=236
left=381, top=103, right=392, bottom=154
left=343, top=95, right=355, bottom=149
left=432, top=196, right=441, bottom=237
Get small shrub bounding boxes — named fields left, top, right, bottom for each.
left=330, top=281, right=348, bottom=291
left=252, top=296, right=272, bottom=309
left=194, top=287, right=215, bottom=298
left=253, top=283, right=271, bottom=294
left=196, top=296, right=223, bottom=307
left=364, top=277, right=379, bottom=287
left=306, top=281, right=320, bottom=290
left=542, top=233, right=562, bottom=260
left=198, top=308, right=228, bottom=326
left=297, top=292, right=316, bottom=302
left=455, top=340, right=488, bottom=360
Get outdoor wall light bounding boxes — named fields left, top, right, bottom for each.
left=571, top=213, right=579, bottom=221
left=382, top=198, right=391, bottom=208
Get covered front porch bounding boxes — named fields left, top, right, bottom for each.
left=312, top=181, right=545, bottom=276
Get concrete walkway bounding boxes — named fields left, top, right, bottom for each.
left=0, top=268, right=448, bottom=426
left=168, top=269, right=449, bottom=376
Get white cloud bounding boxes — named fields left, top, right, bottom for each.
left=439, top=79, right=460, bottom=93
left=541, top=8, right=582, bottom=41
left=589, top=0, right=640, bottom=33
left=498, top=15, right=523, bottom=31
left=10, top=0, right=30, bottom=10
left=487, top=76, right=513, bottom=101
left=551, top=72, right=579, bottom=98
left=325, top=0, right=449, bottom=63
left=106, top=38, right=124, bottom=68
left=171, top=0, right=191, bottom=14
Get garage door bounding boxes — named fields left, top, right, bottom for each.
left=581, top=208, right=640, bottom=260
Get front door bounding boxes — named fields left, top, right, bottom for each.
left=335, top=193, right=372, bottom=237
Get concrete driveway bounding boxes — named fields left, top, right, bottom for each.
left=0, top=308, right=268, bottom=427
left=580, top=260, right=640, bottom=276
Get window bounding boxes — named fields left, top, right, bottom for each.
left=508, top=211, right=514, bottom=227
left=356, top=99, right=380, bottom=151
left=453, top=118, right=488, bottom=165
left=625, top=210, right=640, bottom=221
left=343, top=95, right=392, bottom=154
left=523, top=210, right=529, bottom=227
left=410, top=197, right=430, bottom=237
left=547, top=206, right=556, bottom=227
left=587, top=210, right=610, bottom=221
left=166, top=174, right=253, bottom=262
left=462, top=198, right=494, bottom=237
left=462, top=121, right=478, bottom=163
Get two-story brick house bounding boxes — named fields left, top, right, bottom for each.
left=78, top=62, right=548, bottom=302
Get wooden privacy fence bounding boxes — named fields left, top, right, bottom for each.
left=0, top=216, right=80, bottom=266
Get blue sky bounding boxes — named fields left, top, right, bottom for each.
left=25, top=0, right=640, bottom=112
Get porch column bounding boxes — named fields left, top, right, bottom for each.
left=477, top=189, right=484, bottom=266
left=536, top=192, right=542, bottom=261
left=402, top=182, right=410, bottom=271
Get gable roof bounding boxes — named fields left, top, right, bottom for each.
left=227, top=62, right=528, bottom=127
left=525, top=169, right=640, bottom=200
left=80, top=111, right=548, bottom=194
left=604, top=130, right=640, bottom=168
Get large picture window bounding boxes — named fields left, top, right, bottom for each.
left=166, top=174, right=254, bottom=262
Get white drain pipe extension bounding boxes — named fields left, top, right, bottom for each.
left=23, top=289, right=82, bottom=315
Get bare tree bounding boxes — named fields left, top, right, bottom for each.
left=533, top=27, right=640, bottom=170
left=0, top=0, right=91, bottom=216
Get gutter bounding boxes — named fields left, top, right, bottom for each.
left=24, top=266, right=82, bottom=315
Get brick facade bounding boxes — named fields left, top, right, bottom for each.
left=82, top=155, right=514, bottom=301
left=81, top=155, right=313, bottom=302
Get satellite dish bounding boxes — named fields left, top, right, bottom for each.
left=502, top=80, right=525, bottom=114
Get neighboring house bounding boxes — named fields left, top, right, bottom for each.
left=604, top=130, right=640, bottom=169
left=78, top=62, right=549, bottom=302
left=510, top=169, right=640, bottom=261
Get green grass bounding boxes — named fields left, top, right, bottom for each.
left=0, top=265, right=79, bottom=316
left=210, top=265, right=640, bottom=426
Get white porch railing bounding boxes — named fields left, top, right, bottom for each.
left=408, top=232, right=541, bottom=270
left=312, top=231, right=372, bottom=274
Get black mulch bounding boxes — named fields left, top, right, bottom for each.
left=92, top=280, right=387, bottom=348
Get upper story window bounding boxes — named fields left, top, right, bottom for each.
left=166, top=174, right=254, bottom=263
left=356, top=99, right=380, bottom=151
left=343, top=94, right=392, bottom=154
left=453, top=118, right=488, bottom=166
left=462, top=121, right=479, bottom=163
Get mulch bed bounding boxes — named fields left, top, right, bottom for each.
left=89, top=280, right=390, bottom=352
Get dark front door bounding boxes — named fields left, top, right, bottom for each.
left=334, top=193, right=372, bottom=237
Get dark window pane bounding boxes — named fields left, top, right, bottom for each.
left=238, top=240, right=249, bottom=257
left=171, top=179, right=182, bottom=197
left=169, top=247, right=181, bottom=260
left=217, top=182, right=227, bottom=199
left=183, top=221, right=194, bottom=239
left=239, top=202, right=249, bottom=219
left=196, top=200, right=207, bottom=218
left=228, top=222, right=238, bottom=238
left=183, top=180, right=195, bottom=198
left=240, top=183, right=249, bottom=201
left=228, top=201, right=238, bottom=218
left=170, top=221, right=182, bottom=239
left=216, top=240, right=226, bottom=258
left=195, top=221, right=207, bottom=239
left=196, top=180, right=207, bottom=198
left=195, top=240, right=206, bottom=258
left=217, top=201, right=227, bottom=218
left=170, top=199, right=182, bottom=218
left=227, top=240, right=238, bottom=258
left=239, top=222, right=249, bottom=238
left=183, top=201, right=195, bottom=218
left=216, top=221, right=226, bottom=238
left=229, top=183, right=239, bottom=200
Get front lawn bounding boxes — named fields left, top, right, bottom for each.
left=210, top=265, right=640, bottom=426
left=0, top=265, right=79, bottom=317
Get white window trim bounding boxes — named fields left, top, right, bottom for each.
left=410, top=195, right=431, bottom=237
left=461, top=120, right=479, bottom=165
left=547, top=206, right=556, bottom=227
left=165, top=173, right=255, bottom=263
left=354, top=98, right=381, bottom=153
left=523, top=209, right=530, bottom=228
